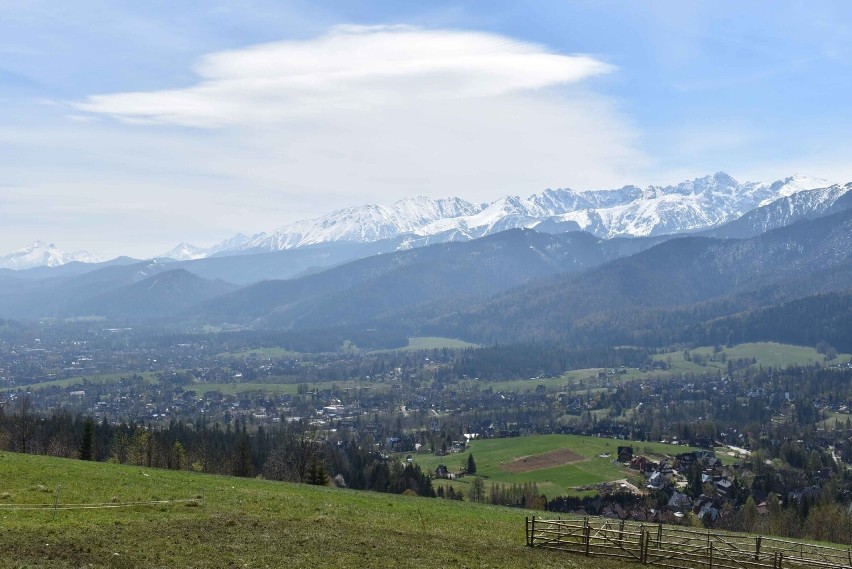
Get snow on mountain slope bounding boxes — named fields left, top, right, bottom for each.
left=159, top=242, right=209, bottom=261
left=706, top=183, right=852, bottom=238
left=18, top=172, right=833, bottom=268
left=237, top=196, right=480, bottom=252
left=158, top=233, right=262, bottom=261
left=0, top=241, right=102, bottom=270
left=760, top=175, right=831, bottom=206
left=214, top=172, right=836, bottom=254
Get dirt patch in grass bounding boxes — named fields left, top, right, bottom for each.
left=502, top=448, right=585, bottom=473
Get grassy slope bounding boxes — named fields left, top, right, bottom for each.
left=414, top=434, right=692, bottom=497
left=0, top=452, right=629, bottom=569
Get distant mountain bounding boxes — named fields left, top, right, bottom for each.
left=75, top=269, right=238, bottom=319
left=199, top=172, right=832, bottom=257
left=235, top=197, right=480, bottom=253
left=4, top=173, right=838, bottom=271
left=159, top=242, right=209, bottom=261
left=158, top=233, right=259, bottom=261
left=0, top=259, right=183, bottom=318
left=426, top=208, right=852, bottom=344
left=185, top=229, right=671, bottom=329
left=0, top=241, right=102, bottom=270
left=704, top=182, right=852, bottom=239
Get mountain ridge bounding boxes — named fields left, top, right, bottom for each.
left=4, top=172, right=842, bottom=269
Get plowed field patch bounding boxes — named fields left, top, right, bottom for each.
left=502, top=448, right=585, bottom=473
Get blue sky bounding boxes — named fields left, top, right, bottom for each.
left=2, top=1, right=851, bottom=257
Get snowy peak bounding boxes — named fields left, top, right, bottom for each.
left=238, top=196, right=481, bottom=252
left=215, top=172, right=841, bottom=254
left=159, top=242, right=209, bottom=261
left=158, top=233, right=264, bottom=261
left=763, top=174, right=832, bottom=204
left=0, top=241, right=102, bottom=270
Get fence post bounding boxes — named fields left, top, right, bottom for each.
left=583, top=517, right=591, bottom=556
left=525, top=517, right=529, bottom=547
left=638, top=525, right=646, bottom=564
left=755, top=536, right=761, bottom=562
left=708, top=540, right=713, bottom=569
left=619, top=519, right=625, bottom=549
left=52, top=484, right=61, bottom=520
left=657, top=523, right=662, bottom=547
left=530, top=516, right=535, bottom=547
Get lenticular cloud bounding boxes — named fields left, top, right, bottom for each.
left=74, top=25, right=614, bottom=128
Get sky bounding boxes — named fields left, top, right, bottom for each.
left=1, top=0, right=851, bottom=258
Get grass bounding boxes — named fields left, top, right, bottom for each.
left=652, top=342, right=849, bottom=374
left=0, top=452, right=628, bottom=569
left=215, top=347, right=302, bottom=359
left=398, top=336, right=480, bottom=351
left=1, top=372, right=158, bottom=393
left=480, top=342, right=850, bottom=394
left=414, top=434, right=693, bottom=497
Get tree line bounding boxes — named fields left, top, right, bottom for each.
left=0, top=404, right=433, bottom=498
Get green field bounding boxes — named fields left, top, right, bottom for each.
left=0, top=372, right=158, bottom=393
left=388, top=336, right=480, bottom=352
left=0, top=452, right=626, bottom=569
left=216, top=347, right=303, bottom=359
left=480, top=342, right=851, bottom=394
left=653, top=342, right=849, bottom=374
left=414, top=434, right=693, bottom=497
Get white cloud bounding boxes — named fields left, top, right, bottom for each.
left=74, top=25, right=614, bottom=127
left=0, top=25, right=650, bottom=258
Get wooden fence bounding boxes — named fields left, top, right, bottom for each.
left=525, top=517, right=852, bottom=569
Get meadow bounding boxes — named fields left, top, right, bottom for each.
left=0, top=452, right=626, bottom=569
left=414, top=434, right=693, bottom=497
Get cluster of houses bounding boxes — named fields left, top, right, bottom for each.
left=596, top=446, right=754, bottom=524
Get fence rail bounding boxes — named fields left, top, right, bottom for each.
left=526, top=517, right=852, bottom=569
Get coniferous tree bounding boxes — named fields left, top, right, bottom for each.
left=233, top=432, right=253, bottom=478
left=307, top=459, right=329, bottom=486
left=78, top=417, right=95, bottom=461
left=467, top=453, right=477, bottom=474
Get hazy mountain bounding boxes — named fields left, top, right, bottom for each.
left=704, top=182, right=852, bottom=239
left=158, top=233, right=259, bottom=261
left=5, top=173, right=836, bottom=272
left=427, top=208, right=852, bottom=344
left=75, top=269, right=238, bottom=319
left=171, top=172, right=828, bottom=260
left=185, top=229, right=671, bottom=328
left=0, top=241, right=102, bottom=270
left=235, top=196, right=481, bottom=253
left=0, top=259, right=181, bottom=318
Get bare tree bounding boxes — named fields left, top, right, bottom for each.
left=264, top=428, right=324, bottom=483
left=12, top=396, right=35, bottom=453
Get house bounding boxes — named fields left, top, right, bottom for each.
left=668, top=491, right=693, bottom=512
left=715, top=479, right=733, bottom=496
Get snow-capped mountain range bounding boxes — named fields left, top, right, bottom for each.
left=158, top=233, right=260, bottom=262
left=0, top=241, right=102, bottom=270
left=227, top=172, right=841, bottom=254
left=4, top=172, right=849, bottom=269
